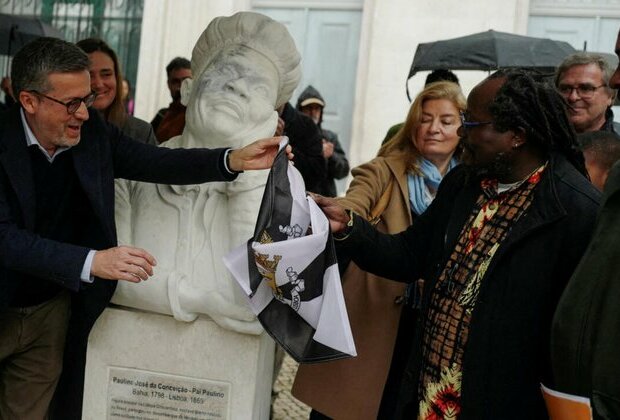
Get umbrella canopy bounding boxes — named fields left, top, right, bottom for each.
left=408, top=29, right=577, bottom=79
left=0, top=13, right=64, bottom=56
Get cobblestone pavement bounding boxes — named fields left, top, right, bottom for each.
left=271, top=354, right=311, bottom=420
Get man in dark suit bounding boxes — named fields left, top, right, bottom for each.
left=0, top=37, right=286, bottom=419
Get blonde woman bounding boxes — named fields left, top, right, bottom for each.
left=293, top=81, right=466, bottom=420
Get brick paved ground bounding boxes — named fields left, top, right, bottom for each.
left=271, top=354, right=311, bottom=419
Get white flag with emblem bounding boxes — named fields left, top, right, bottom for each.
left=224, top=139, right=356, bottom=362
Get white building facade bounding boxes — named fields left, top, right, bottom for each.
left=135, top=0, right=620, bottom=175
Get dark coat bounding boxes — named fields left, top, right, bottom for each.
left=121, top=114, right=157, bottom=145
left=601, top=107, right=620, bottom=134
left=316, top=128, right=349, bottom=197
left=296, top=85, right=350, bottom=196
left=338, top=155, right=600, bottom=419
left=280, top=102, right=326, bottom=193
left=0, top=105, right=236, bottom=418
left=150, top=106, right=167, bottom=132
left=551, top=161, right=620, bottom=419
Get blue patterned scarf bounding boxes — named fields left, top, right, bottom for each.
left=408, top=158, right=458, bottom=215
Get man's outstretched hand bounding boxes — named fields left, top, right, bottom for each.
left=310, top=193, right=350, bottom=234
left=228, top=136, right=293, bottom=172
left=92, top=246, right=157, bottom=282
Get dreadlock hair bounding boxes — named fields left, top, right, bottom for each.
left=488, top=70, right=587, bottom=176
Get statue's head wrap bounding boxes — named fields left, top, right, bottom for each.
left=190, top=11, right=301, bottom=108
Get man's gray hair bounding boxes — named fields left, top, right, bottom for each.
left=191, top=12, right=301, bottom=108
left=11, top=37, right=89, bottom=98
left=555, top=52, right=616, bottom=95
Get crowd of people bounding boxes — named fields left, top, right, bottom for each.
left=304, top=41, right=620, bottom=420
left=1, top=15, right=620, bottom=420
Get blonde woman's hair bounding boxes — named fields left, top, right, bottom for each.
left=378, top=81, right=466, bottom=175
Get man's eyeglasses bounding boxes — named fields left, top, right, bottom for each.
left=459, top=112, right=492, bottom=130
left=557, top=84, right=606, bottom=98
left=29, top=90, right=97, bottom=114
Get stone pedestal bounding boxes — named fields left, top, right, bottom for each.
left=82, top=307, right=274, bottom=419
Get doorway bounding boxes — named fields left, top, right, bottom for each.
left=254, top=4, right=362, bottom=193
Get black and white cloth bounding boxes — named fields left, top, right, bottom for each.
left=224, top=139, right=356, bottom=363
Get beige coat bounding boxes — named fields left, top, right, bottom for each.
left=292, top=154, right=413, bottom=419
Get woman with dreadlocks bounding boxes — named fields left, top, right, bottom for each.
left=312, top=70, right=600, bottom=419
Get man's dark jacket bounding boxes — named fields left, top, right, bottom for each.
left=280, top=102, right=326, bottom=193
left=296, top=85, right=350, bottom=197
left=317, top=129, right=349, bottom=196
left=0, top=106, right=236, bottom=418
left=339, top=155, right=600, bottom=419
left=601, top=107, right=620, bottom=134
left=551, top=160, right=620, bottom=419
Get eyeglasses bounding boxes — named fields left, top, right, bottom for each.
left=557, top=84, right=606, bottom=98
left=459, top=112, right=492, bottom=130
left=29, top=90, right=97, bottom=114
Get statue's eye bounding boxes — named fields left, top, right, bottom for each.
left=221, top=65, right=236, bottom=77
left=200, top=78, right=212, bottom=89
left=254, top=85, right=269, bottom=98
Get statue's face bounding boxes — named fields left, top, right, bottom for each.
left=187, top=45, right=279, bottom=138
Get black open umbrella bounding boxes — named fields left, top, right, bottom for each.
left=0, top=13, right=63, bottom=56
left=409, top=29, right=576, bottom=77
left=407, top=29, right=577, bottom=99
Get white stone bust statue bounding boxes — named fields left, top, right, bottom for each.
left=112, top=12, right=301, bottom=335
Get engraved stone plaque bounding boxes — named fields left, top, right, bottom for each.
left=106, top=367, right=231, bottom=419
